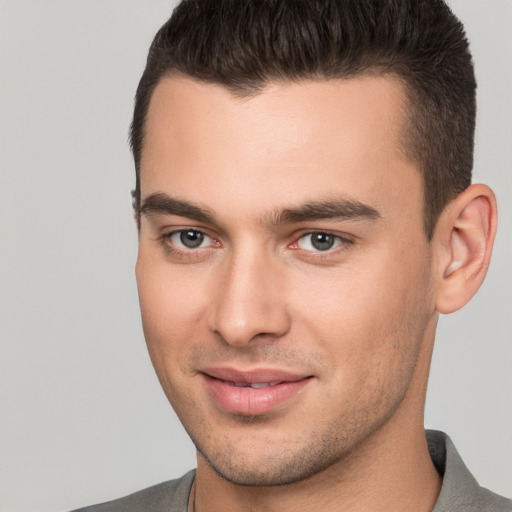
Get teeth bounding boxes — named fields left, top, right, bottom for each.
left=250, top=382, right=280, bottom=388
left=224, top=380, right=280, bottom=388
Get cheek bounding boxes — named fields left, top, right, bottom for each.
left=136, top=254, right=211, bottom=368
left=291, top=245, right=432, bottom=377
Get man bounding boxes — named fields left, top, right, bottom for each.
left=74, top=1, right=511, bottom=510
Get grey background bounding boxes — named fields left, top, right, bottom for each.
left=0, top=1, right=510, bottom=511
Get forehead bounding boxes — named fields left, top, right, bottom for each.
left=140, top=76, right=420, bottom=224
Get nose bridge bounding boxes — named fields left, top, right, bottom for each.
left=208, top=243, right=290, bottom=346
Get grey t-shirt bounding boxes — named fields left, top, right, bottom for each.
left=72, top=470, right=194, bottom=512
left=71, top=431, right=511, bottom=512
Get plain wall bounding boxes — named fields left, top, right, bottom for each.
left=0, top=1, right=510, bottom=511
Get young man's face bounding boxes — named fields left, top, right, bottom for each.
left=136, top=76, right=438, bottom=485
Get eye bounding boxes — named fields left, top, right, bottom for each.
left=169, top=229, right=212, bottom=249
left=297, top=232, right=343, bottom=252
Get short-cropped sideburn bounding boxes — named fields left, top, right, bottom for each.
left=130, top=0, right=476, bottom=240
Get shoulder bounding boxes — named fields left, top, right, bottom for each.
left=475, top=487, right=512, bottom=512
left=69, top=470, right=195, bottom=512
left=427, top=430, right=511, bottom=512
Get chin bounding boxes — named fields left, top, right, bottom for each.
left=192, top=426, right=354, bottom=487
left=200, top=450, right=332, bottom=487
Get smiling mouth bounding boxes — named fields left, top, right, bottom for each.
left=201, top=371, right=313, bottom=415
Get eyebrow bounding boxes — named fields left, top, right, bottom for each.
left=268, top=199, right=381, bottom=225
left=140, top=193, right=215, bottom=224
left=140, top=192, right=381, bottom=226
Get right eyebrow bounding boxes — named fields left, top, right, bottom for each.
left=140, top=193, right=216, bottom=224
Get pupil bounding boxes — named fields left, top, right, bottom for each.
left=312, top=233, right=334, bottom=251
left=180, top=230, right=204, bottom=248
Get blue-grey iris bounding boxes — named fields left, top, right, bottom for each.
left=311, top=233, right=335, bottom=251
left=180, top=230, right=204, bottom=248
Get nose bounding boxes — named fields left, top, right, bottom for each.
left=207, top=248, right=291, bottom=347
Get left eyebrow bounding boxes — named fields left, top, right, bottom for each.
left=267, top=199, right=381, bottom=225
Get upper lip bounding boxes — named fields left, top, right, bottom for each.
left=201, top=366, right=311, bottom=384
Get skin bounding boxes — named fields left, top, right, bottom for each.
left=136, top=76, right=496, bottom=511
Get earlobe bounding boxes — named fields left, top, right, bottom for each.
left=435, top=184, right=497, bottom=314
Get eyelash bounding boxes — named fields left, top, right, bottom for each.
left=159, top=229, right=219, bottom=257
left=159, top=229, right=353, bottom=259
left=290, top=232, right=355, bottom=264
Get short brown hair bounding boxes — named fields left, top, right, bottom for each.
left=130, top=0, right=476, bottom=239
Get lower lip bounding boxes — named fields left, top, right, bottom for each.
left=202, top=375, right=312, bottom=415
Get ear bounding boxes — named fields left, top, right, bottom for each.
left=434, top=184, right=497, bottom=314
